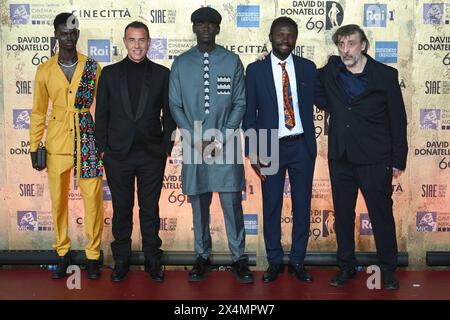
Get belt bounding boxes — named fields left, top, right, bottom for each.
left=279, top=133, right=304, bottom=142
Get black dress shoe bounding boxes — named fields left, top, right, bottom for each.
left=189, top=257, right=211, bottom=282
left=288, top=264, right=313, bottom=282
left=383, top=271, right=399, bottom=290
left=262, top=264, right=284, bottom=283
left=111, top=261, right=129, bottom=282
left=231, top=259, right=254, bottom=284
left=330, top=268, right=357, bottom=287
left=86, top=259, right=101, bottom=280
left=52, top=253, right=71, bottom=279
left=144, top=260, right=165, bottom=282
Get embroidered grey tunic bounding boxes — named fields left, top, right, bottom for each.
left=169, top=45, right=246, bottom=196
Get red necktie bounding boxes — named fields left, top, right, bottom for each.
left=279, top=62, right=295, bottom=130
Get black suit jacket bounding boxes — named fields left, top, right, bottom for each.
left=318, top=55, right=408, bottom=170
left=95, top=58, right=176, bottom=159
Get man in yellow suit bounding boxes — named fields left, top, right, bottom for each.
left=29, top=12, right=104, bottom=280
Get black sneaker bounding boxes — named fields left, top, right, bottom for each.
left=188, top=257, right=211, bottom=282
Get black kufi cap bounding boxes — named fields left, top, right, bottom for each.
left=191, top=7, right=222, bottom=25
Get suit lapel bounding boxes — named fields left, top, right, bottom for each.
left=119, top=60, right=136, bottom=121
left=135, top=60, right=152, bottom=121
left=293, top=56, right=308, bottom=121
left=352, top=56, right=375, bottom=103
left=70, top=53, right=86, bottom=86
left=262, top=57, right=278, bottom=107
left=329, top=59, right=351, bottom=105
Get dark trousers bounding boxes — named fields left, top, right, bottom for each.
left=261, top=137, right=315, bottom=265
left=328, top=157, right=398, bottom=272
left=104, top=145, right=166, bottom=264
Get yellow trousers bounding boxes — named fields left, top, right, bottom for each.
left=47, top=154, right=104, bottom=260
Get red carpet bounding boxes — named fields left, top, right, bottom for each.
left=0, top=268, right=449, bottom=300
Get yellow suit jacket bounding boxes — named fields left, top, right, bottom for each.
left=30, top=53, right=102, bottom=154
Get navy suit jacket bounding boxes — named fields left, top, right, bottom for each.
left=243, top=53, right=324, bottom=160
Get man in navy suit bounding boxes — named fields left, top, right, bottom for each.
left=243, top=17, right=325, bottom=283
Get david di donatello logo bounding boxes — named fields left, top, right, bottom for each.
left=322, top=210, right=335, bottom=237
left=325, top=1, right=344, bottom=30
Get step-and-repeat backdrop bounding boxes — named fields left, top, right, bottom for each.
left=0, top=0, right=448, bottom=268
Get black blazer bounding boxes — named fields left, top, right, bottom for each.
left=318, top=55, right=408, bottom=170
left=95, top=58, right=176, bottom=160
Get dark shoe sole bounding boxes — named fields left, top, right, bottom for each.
left=149, top=274, right=165, bottom=283
left=262, top=275, right=279, bottom=283
left=329, top=276, right=356, bottom=287
left=111, top=277, right=126, bottom=282
left=87, top=274, right=101, bottom=280
left=189, top=271, right=209, bottom=282
left=111, top=274, right=127, bottom=282
left=288, top=269, right=313, bottom=283
left=384, top=283, right=400, bottom=290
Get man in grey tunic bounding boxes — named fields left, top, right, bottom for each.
left=169, top=7, right=253, bottom=283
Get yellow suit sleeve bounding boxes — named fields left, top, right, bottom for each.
left=29, top=65, right=49, bottom=152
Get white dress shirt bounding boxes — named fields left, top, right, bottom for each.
left=270, top=52, right=304, bottom=138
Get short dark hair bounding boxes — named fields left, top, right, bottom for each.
left=270, top=17, right=298, bottom=35
left=53, top=12, right=74, bottom=30
left=124, top=21, right=150, bottom=39
left=332, top=24, right=370, bottom=54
